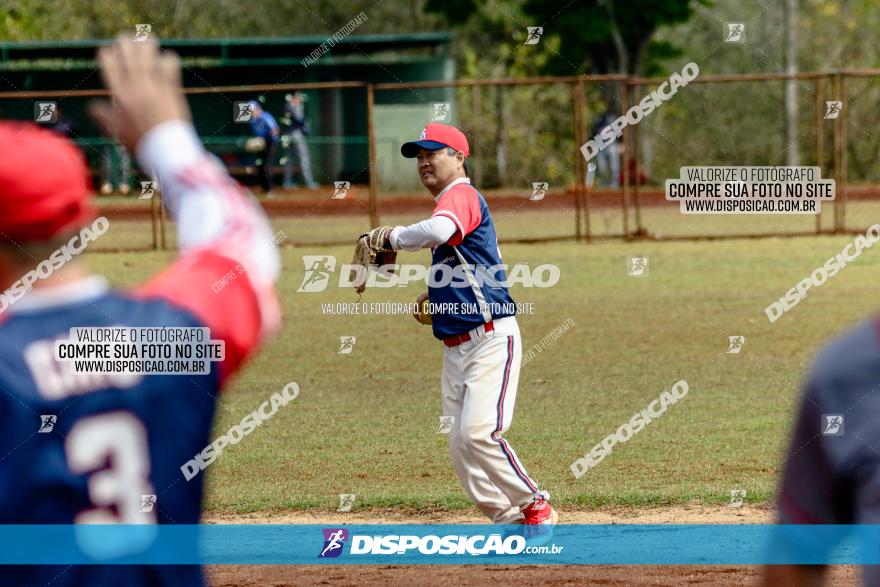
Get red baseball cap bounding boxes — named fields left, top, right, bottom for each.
left=0, top=122, right=94, bottom=243
left=401, top=123, right=470, bottom=158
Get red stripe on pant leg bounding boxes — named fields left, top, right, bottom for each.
left=493, top=336, right=539, bottom=493
left=495, top=436, right=539, bottom=493
left=494, top=336, right=513, bottom=427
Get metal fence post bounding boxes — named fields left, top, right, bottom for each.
left=366, top=84, right=380, bottom=228
left=158, top=190, right=167, bottom=250
left=831, top=72, right=846, bottom=233
left=150, top=190, right=159, bottom=250
left=580, top=79, right=594, bottom=242
left=832, top=73, right=843, bottom=233
left=631, top=82, right=643, bottom=237
left=572, top=80, right=585, bottom=242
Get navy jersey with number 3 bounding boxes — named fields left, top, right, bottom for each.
left=0, top=114, right=282, bottom=586
left=0, top=242, right=275, bottom=586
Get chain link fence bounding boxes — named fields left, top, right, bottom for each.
left=1, top=70, right=875, bottom=250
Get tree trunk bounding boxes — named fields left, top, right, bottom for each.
left=632, top=36, right=651, bottom=77
left=604, top=0, right=629, bottom=74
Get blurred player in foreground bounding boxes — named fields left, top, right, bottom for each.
left=0, top=36, right=280, bottom=585
left=765, top=317, right=880, bottom=586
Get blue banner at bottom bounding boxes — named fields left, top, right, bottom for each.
left=0, top=524, right=876, bottom=565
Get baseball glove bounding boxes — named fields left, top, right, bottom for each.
left=351, top=226, right=397, bottom=294
left=244, top=136, right=265, bottom=153
left=413, top=296, right=432, bottom=325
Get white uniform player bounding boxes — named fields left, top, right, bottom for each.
left=388, top=123, right=557, bottom=525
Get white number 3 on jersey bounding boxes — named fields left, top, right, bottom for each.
left=65, top=412, right=158, bottom=559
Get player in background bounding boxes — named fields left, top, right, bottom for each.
left=0, top=36, right=280, bottom=585
left=765, top=318, right=880, bottom=586
left=280, top=92, right=319, bottom=189
left=247, top=100, right=281, bottom=194
left=364, top=123, right=557, bottom=525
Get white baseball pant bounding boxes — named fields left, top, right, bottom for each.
left=441, top=316, right=546, bottom=523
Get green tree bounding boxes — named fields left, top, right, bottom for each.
left=0, top=0, right=442, bottom=41
left=525, top=0, right=707, bottom=76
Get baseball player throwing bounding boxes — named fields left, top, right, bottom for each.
left=0, top=36, right=280, bottom=585
left=355, top=123, right=557, bottom=525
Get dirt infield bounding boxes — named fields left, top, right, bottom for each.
left=207, top=564, right=858, bottom=586
left=95, top=183, right=880, bottom=221
left=203, top=504, right=772, bottom=525
left=95, top=189, right=583, bottom=220
left=203, top=506, right=858, bottom=586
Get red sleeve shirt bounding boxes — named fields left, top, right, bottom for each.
left=136, top=249, right=279, bottom=385
left=431, top=183, right=482, bottom=246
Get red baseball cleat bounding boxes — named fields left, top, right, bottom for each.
left=520, top=497, right=559, bottom=525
